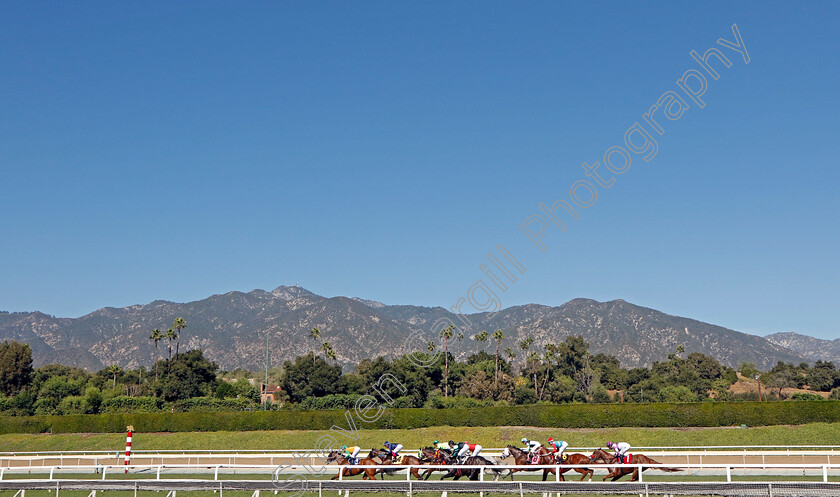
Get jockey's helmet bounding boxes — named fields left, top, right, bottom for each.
left=449, top=440, right=455, bottom=446
left=547, top=437, right=554, bottom=442
left=606, top=441, right=614, bottom=448
left=521, top=437, right=528, bottom=443
left=341, top=445, right=347, bottom=450
left=434, top=440, right=439, bottom=444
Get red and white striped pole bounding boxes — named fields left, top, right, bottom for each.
left=124, top=425, right=133, bottom=473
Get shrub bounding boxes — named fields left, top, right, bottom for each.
left=56, top=395, right=89, bottom=415
left=659, top=385, right=699, bottom=402
left=295, top=394, right=364, bottom=410
left=790, top=392, right=825, bottom=401
left=100, top=396, right=163, bottom=413
left=172, top=397, right=256, bottom=412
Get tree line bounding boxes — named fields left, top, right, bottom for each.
left=2, top=325, right=840, bottom=415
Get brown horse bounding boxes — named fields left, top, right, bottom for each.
left=325, top=450, right=378, bottom=480
left=418, top=447, right=452, bottom=480
left=588, top=448, right=681, bottom=482
left=368, top=448, right=424, bottom=479
left=500, top=445, right=561, bottom=481
left=552, top=452, right=594, bottom=481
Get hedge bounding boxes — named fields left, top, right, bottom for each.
left=1, top=401, right=839, bottom=434
left=101, top=396, right=164, bottom=413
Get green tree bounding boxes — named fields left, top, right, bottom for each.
left=215, top=381, right=235, bottom=399
left=157, top=349, right=219, bottom=401
left=282, top=353, right=343, bottom=402
left=309, top=328, right=321, bottom=361
left=806, top=361, right=837, bottom=392
left=0, top=340, right=34, bottom=396
left=439, top=324, right=463, bottom=397
left=659, top=385, right=698, bottom=402
left=738, top=362, right=760, bottom=379
left=492, top=329, right=505, bottom=392
left=38, top=376, right=83, bottom=412
left=164, top=327, right=178, bottom=370
left=172, top=318, right=188, bottom=351
left=519, top=337, right=537, bottom=397
left=149, top=328, right=164, bottom=381
left=106, top=364, right=123, bottom=389
left=321, top=341, right=337, bottom=362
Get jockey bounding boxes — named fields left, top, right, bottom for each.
left=384, top=441, right=403, bottom=460
left=448, top=441, right=466, bottom=463
left=547, top=437, right=569, bottom=459
left=341, top=445, right=361, bottom=464
left=606, top=441, right=631, bottom=462
left=521, top=437, right=542, bottom=453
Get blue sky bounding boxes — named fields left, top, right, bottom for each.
left=1, top=2, right=838, bottom=339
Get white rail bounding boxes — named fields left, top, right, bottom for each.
left=2, top=462, right=840, bottom=483
left=3, top=445, right=839, bottom=456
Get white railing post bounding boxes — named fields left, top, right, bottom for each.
left=726, top=466, right=731, bottom=482
left=156, top=465, right=162, bottom=480
left=637, top=464, right=643, bottom=482
left=50, top=466, right=56, bottom=480
left=215, top=465, right=221, bottom=480
left=823, top=465, right=828, bottom=483
left=101, top=466, right=107, bottom=480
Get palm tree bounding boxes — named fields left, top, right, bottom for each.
left=427, top=341, right=436, bottom=352
left=439, top=325, right=463, bottom=398
left=520, top=337, right=536, bottom=396
left=164, top=327, right=178, bottom=371
left=149, top=328, right=163, bottom=381
left=310, top=328, right=321, bottom=361
left=172, top=318, right=187, bottom=352
left=106, top=365, right=122, bottom=389
left=538, top=346, right=557, bottom=400
left=492, top=329, right=505, bottom=390
left=474, top=330, right=489, bottom=345
left=321, top=341, right=336, bottom=362
left=504, top=347, right=516, bottom=361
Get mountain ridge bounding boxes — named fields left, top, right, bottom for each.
left=0, top=285, right=815, bottom=371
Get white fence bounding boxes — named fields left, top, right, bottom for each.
left=3, top=462, right=840, bottom=483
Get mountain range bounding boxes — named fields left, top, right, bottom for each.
left=0, top=286, right=830, bottom=371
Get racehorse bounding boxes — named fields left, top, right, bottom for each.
left=440, top=455, right=508, bottom=481
left=368, top=448, right=424, bottom=479
left=551, top=452, right=595, bottom=482
left=588, top=448, right=681, bottom=482
left=501, top=445, right=560, bottom=481
left=418, top=447, right=452, bottom=480
left=325, top=450, right=379, bottom=480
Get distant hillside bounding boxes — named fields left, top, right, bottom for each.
left=765, top=332, right=840, bottom=365
left=0, top=286, right=810, bottom=370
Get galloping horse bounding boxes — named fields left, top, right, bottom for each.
left=589, top=448, right=681, bottom=482
left=418, top=447, right=453, bottom=480
left=500, top=445, right=558, bottom=481
left=325, top=450, right=378, bottom=480
left=440, top=455, right=507, bottom=481
left=368, top=448, right=425, bottom=479
left=551, top=452, right=594, bottom=482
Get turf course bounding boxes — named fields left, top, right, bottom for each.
left=1, top=423, right=839, bottom=452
